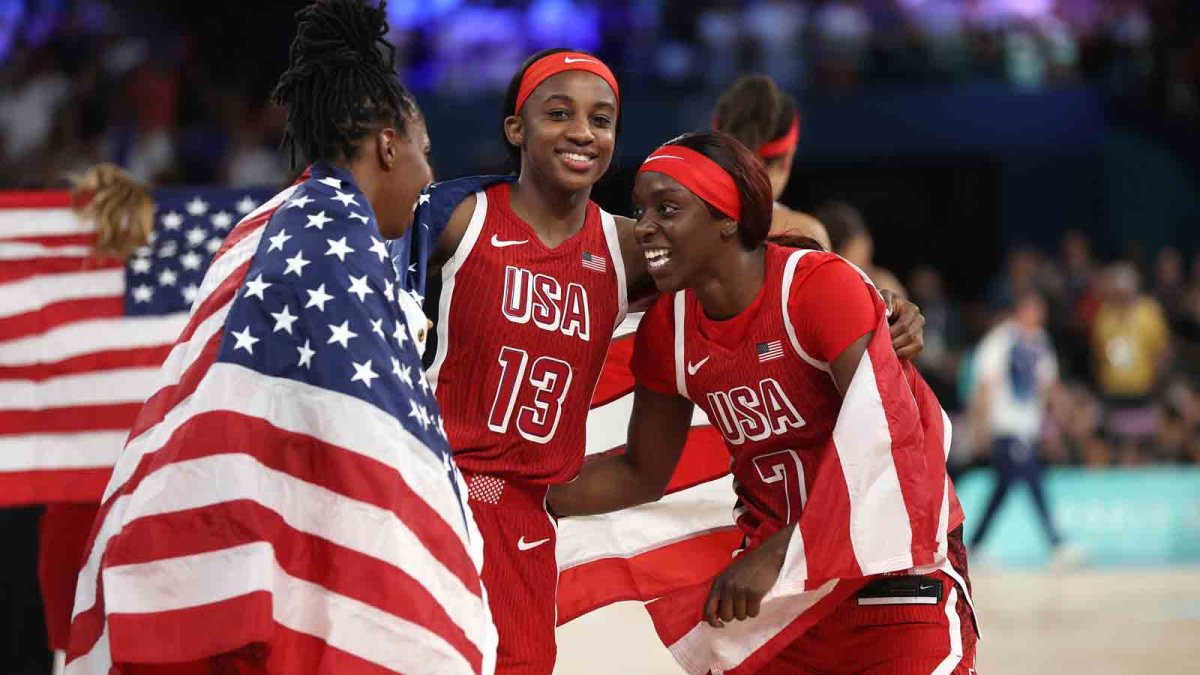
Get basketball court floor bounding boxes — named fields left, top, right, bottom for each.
left=555, top=567, right=1200, bottom=674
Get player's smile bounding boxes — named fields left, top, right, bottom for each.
left=555, top=148, right=598, bottom=173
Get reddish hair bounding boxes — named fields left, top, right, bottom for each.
left=661, top=131, right=773, bottom=250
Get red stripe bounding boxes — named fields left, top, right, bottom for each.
left=126, top=329, right=223, bottom=441
left=173, top=256, right=249, bottom=345
left=0, top=297, right=124, bottom=342
left=0, top=468, right=112, bottom=506
left=95, top=502, right=482, bottom=671
left=797, top=441, right=860, bottom=581
left=0, top=191, right=72, bottom=208
left=0, top=255, right=121, bottom=283
left=0, top=403, right=141, bottom=435
left=209, top=207, right=271, bottom=263
left=556, top=528, right=742, bottom=625
left=589, top=335, right=634, bottom=407
left=0, top=233, right=97, bottom=248
left=0, top=345, right=173, bottom=381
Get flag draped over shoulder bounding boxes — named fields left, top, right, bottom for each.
left=0, top=188, right=272, bottom=505
left=64, top=164, right=493, bottom=675
left=559, top=314, right=960, bottom=675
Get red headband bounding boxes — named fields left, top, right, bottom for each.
left=638, top=145, right=741, bottom=221
left=757, top=113, right=800, bottom=158
left=514, top=51, right=620, bottom=115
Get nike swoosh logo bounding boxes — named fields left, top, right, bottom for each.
left=687, top=356, right=710, bottom=375
left=517, top=535, right=551, bottom=551
left=491, top=234, right=529, bottom=248
left=563, top=56, right=598, bottom=65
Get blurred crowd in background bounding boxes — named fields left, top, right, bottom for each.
left=2, top=0, right=1200, bottom=471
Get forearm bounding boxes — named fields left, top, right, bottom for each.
left=548, top=453, right=665, bottom=517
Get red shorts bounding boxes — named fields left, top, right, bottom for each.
left=761, top=529, right=978, bottom=675
left=464, top=473, right=558, bottom=675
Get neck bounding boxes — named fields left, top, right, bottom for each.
left=509, top=167, right=591, bottom=244
left=693, top=245, right=767, bottom=320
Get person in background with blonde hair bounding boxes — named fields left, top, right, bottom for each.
left=36, top=163, right=153, bottom=675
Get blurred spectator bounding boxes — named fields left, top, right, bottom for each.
left=1154, top=246, right=1187, bottom=325
left=814, top=200, right=907, bottom=299
left=910, top=264, right=962, bottom=409
left=969, top=290, right=1081, bottom=566
left=1092, top=262, right=1170, bottom=463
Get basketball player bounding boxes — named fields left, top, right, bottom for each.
left=413, top=50, right=928, bottom=674
left=713, top=74, right=831, bottom=250
left=548, top=131, right=977, bottom=673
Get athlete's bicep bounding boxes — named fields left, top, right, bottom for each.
left=789, top=259, right=879, bottom=363
left=625, top=384, right=694, bottom=496
left=432, top=193, right=477, bottom=265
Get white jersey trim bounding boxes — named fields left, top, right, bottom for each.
left=673, top=292, right=688, bottom=399
left=427, top=190, right=489, bottom=391
left=598, top=209, right=628, bottom=330
left=780, top=250, right=832, bottom=373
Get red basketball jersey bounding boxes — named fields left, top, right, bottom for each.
left=633, top=245, right=961, bottom=570
left=429, top=183, right=626, bottom=484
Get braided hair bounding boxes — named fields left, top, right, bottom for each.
left=272, top=0, right=419, bottom=167
left=714, top=74, right=796, bottom=161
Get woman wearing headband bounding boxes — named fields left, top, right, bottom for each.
left=548, top=131, right=977, bottom=674
left=715, top=74, right=830, bottom=249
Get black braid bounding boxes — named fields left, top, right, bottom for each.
left=271, top=0, right=419, bottom=167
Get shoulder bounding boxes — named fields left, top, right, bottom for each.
left=770, top=206, right=832, bottom=252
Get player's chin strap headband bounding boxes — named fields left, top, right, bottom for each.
left=514, top=51, right=620, bottom=114
left=638, top=145, right=741, bottom=222
left=757, top=113, right=800, bottom=159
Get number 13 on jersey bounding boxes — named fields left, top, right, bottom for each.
left=488, top=346, right=575, bottom=444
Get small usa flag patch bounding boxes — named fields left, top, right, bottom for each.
left=582, top=251, right=607, bottom=273
left=757, top=340, right=784, bottom=363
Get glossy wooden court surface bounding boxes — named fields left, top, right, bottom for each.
left=555, top=567, right=1200, bottom=674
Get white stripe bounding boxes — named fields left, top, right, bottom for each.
left=428, top=191, right=487, bottom=390
left=832, top=350, right=915, bottom=574
left=586, top=392, right=711, bottom=456
left=188, top=213, right=268, bottom=315
left=0, top=314, right=186, bottom=366
left=0, top=209, right=90, bottom=238
left=930, top=586, right=964, bottom=675
left=779, top=250, right=831, bottom=373
left=857, top=596, right=938, bottom=606
left=599, top=209, right=628, bottom=330
left=773, top=525, right=809, bottom=595
left=0, top=431, right=127, bottom=471
left=90, top=543, right=476, bottom=675
left=0, top=367, right=160, bottom=411
left=101, top=459, right=487, bottom=662
left=0, top=242, right=93, bottom=259
left=0, top=268, right=123, bottom=319
left=63, top=626, right=111, bottom=675
left=667, top=578, right=841, bottom=675
left=673, top=292, right=688, bottom=398
left=613, top=311, right=641, bottom=340
left=82, top=362, right=470, bottom=615
left=556, top=476, right=735, bottom=569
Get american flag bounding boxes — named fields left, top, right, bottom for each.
left=756, top=339, right=784, bottom=363
left=581, top=250, right=607, bottom=273
left=0, top=187, right=271, bottom=505
left=557, top=306, right=964, bottom=674
left=62, top=164, right=492, bottom=674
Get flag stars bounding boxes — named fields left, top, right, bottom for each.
left=206, top=238, right=223, bottom=254
left=347, top=274, right=374, bottom=302
left=417, top=193, right=431, bottom=207
left=408, top=400, right=430, bottom=430
left=397, top=362, right=414, bottom=388
left=161, top=211, right=184, bottom=229
left=368, top=237, right=389, bottom=262
left=182, top=284, right=199, bottom=304
left=180, top=251, right=203, bottom=270
left=384, top=279, right=395, bottom=301
left=244, top=273, right=271, bottom=300
left=332, top=190, right=358, bottom=207
left=271, top=305, right=299, bottom=334
left=132, top=284, right=154, bottom=303
left=418, top=369, right=430, bottom=395
left=305, top=211, right=333, bottom=230
left=327, top=320, right=358, bottom=349
left=297, top=339, right=315, bottom=369
left=131, top=257, right=152, bottom=274
left=318, top=176, right=343, bottom=189
left=186, top=197, right=209, bottom=216
left=325, top=236, right=354, bottom=262
left=267, top=230, right=291, bottom=252
left=157, top=268, right=178, bottom=287
left=236, top=195, right=257, bottom=214
left=393, top=323, right=409, bottom=347
left=350, top=359, right=379, bottom=388
left=186, top=227, right=207, bottom=247
left=211, top=211, right=234, bottom=230
left=231, top=326, right=259, bottom=355
left=157, top=242, right=178, bottom=258
left=370, top=318, right=386, bottom=339
left=284, top=251, right=310, bottom=277
left=348, top=212, right=369, bottom=225
left=287, top=194, right=313, bottom=209
left=305, top=283, right=334, bottom=311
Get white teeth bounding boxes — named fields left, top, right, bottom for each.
left=644, top=248, right=671, bottom=271
left=562, top=152, right=593, bottom=163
